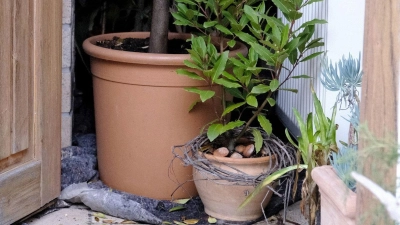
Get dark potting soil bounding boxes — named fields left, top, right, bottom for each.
left=96, top=36, right=191, bottom=54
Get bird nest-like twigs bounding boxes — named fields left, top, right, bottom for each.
left=172, top=127, right=297, bottom=187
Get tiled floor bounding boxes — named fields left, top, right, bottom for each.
left=21, top=202, right=307, bottom=225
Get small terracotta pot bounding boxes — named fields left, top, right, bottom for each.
left=193, top=153, right=277, bottom=221
left=312, top=166, right=356, bottom=225
left=83, top=32, right=247, bottom=200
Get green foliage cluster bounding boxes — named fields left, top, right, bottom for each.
left=173, top=0, right=327, bottom=152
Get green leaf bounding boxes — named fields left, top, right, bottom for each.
left=221, top=71, right=238, bottom=81
left=271, top=0, right=294, bottom=14
left=226, top=88, right=245, bottom=99
left=169, top=205, right=186, bottom=212
left=172, top=198, right=191, bottom=204
left=285, top=129, right=298, bottom=148
left=291, top=75, right=312, bottom=79
left=220, top=0, right=234, bottom=10
left=288, top=48, right=298, bottom=65
left=304, top=0, right=323, bottom=6
left=249, top=43, right=275, bottom=65
left=211, top=51, right=229, bottom=81
left=269, top=79, right=279, bottom=92
left=252, top=129, right=263, bottom=153
left=258, top=115, right=272, bottom=135
left=287, top=11, right=303, bottom=21
left=244, top=5, right=258, bottom=24
left=297, top=25, right=315, bottom=52
left=172, top=13, right=192, bottom=26
left=227, top=39, right=236, bottom=48
left=184, top=87, right=215, bottom=102
left=229, top=58, right=246, bottom=68
left=306, top=39, right=324, bottom=49
left=300, top=51, right=324, bottom=62
left=222, top=102, right=246, bottom=117
left=235, top=31, right=257, bottom=43
left=246, top=95, right=258, bottom=107
left=188, top=99, right=200, bottom=112
left=280, top=88, right=298, bottom=93
left=173, top=221, right=187, bottom=225
left=207, top=123, right=223, bottom=141
left=240, top=164, right=308, bottom=208
left=267, top=98, right=276, bottom=106
left=285, top=37, right=300, bottom=53
left=251, top=84, right=270, bottom=94
left=183, top=60, right=202, bottom=70
left=203, top=21, right=218, bottom=28
left=214, top=78, right=241, bottom=88
left=299, top=19, right=327, bottom=29
left=215, top=24, right=233, bottom=35
left=280, top=24, right=290, bottom=48
left=221, top=120, right=245, bottom=133
left=176, top=69, right=205, bottom=80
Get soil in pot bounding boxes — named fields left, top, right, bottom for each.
left=96, top=36, right=191, bottom=54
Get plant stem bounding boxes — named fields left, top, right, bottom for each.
left=236, top=90, right=274, bottom=139
left=149, top=0, right=170, bottom=53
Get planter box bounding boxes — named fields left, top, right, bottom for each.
left=312, top=166, right=356, bottom=225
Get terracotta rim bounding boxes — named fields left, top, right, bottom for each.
left=202, top=151, right=276, bottom=165
left=82, top=32, right=248, bottom=65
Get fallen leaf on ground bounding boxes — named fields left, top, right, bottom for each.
left=183, top=219, right=199, bottom=224
left=172, top=198, right=191, bottom=204
left=93, top=212, right=107, bottom=218
left=169, top=205, right=186, bottom=212
left=173, top=221, right=186, bottom=225
left=207, top=217, right=217, bottom=224
left=121, top=220, right=137, bottom=224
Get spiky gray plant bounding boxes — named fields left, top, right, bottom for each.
left=321, top=53, right=362, bottom=111
left=320, top=53, right=363, bottom=190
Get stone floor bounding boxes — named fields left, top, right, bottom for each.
left=20, top=201, right=307, bottom=225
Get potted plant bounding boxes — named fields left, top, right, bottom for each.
left=172, top=0, right=328, bottom=222
left=82, top=0, right=247, bottom=200
left=311, top=53, right=362, bottom=225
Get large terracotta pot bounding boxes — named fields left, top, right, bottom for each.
left=312, top=165, right=356, bottom=225
left=82, top=32, right=247, bottom=200
left=193, top=153, right=276, bottom=221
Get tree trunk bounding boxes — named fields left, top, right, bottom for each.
left=149, top=0, right=170, bottom=53
left=133, top=0, right=145, bottom=31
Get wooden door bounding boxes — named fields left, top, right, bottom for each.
left=0, top=0, right=62, bottom=224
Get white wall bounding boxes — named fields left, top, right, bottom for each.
left=323, top=0, right=365, bottom=145
left=277, top=0, right=366, bottom=146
